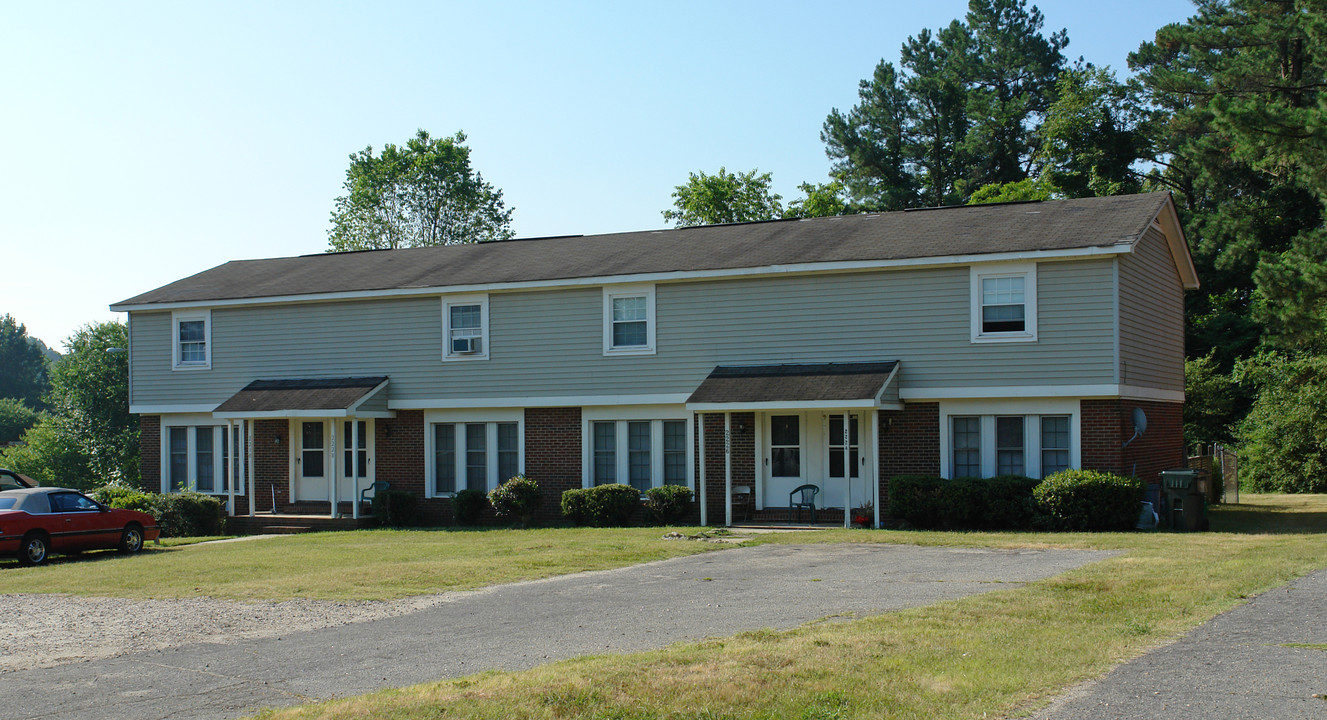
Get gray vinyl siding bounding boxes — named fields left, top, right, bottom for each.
left=1118, top=227, right=1185, bottom=391
left=129, top=260, right=1117, bottom=407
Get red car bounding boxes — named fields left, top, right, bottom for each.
left=0, top=468, right=37, bottom=491
left=0, top=487, right=160, bottom=566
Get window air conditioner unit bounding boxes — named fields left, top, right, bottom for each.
left=451, top=337, right=481, bottom=354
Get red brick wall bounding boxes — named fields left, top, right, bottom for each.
left=139, top=415, right=159, bottom=492
left=252, top=419, right=289, bottom=513
left=372, top=410, right=445, bottom=522
left=878, top=403, right=940, bottom=500
left=1081, top=399, right=1184, bottom=485
left=524, top=407, right=583, bottom=524
left=696, top=412, right=755, bottom=525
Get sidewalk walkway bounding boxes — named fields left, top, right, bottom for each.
left=1031, top=568, right=1327, bottom=719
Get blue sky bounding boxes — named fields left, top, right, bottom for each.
left=1, top=1, right=1196, bottom=348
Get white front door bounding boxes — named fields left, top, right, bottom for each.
left=824, top=413, right=862, bottom=511
left=764, top=414, right=806, bottom=508
left=338, top=420, right=374, bottom=501
left=294, top=420, right=330, bottom=502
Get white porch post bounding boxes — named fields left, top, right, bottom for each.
left=872, top=410, right=881, bottom=529
left=226, top=419, right=235, bottom=517
left=843, top=411, right=851, bottom=529
left=351, top=418, right=360, bottom=520
left=698, top=413, right=707, bottom=526
left=246, top=419, right=255, bottom=518
left=328, top=420, right=338, bottom=519
left=724, top=412, right=732, bottom=527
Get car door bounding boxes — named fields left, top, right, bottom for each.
left=47, top=492, right=114, bottom=552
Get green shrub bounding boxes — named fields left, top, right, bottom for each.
left=983, top=475, right=1041, bottom=529
left=561, top=484, right=642, bottom=527
left=644, top=485, right=693, bottom=525
left=88, top=486, right=224, bottom=538
left=153, top=491, right=226, bottom=538
left=89, top=484, right=155, bottom=514
left=372, top=489, right=419, bottom=527
left=488, top=475, right=542, bottom=527
left=1033, top=469, right=1143, bottom=531
left=889, top=475, right=957, bottom=529
left=561, top=487, right=591, bottom=526
left=890, top=474, right=1039, bottom=530
left=450, top=489, right=487, bottom=526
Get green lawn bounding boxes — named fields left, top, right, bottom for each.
left=0, top=526, right=725, bottom=601
left=245, top=494, right=1327, bottom=720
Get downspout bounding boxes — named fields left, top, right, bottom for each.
left=724, top=412, right=732, bottom=527
left=698, top=413, right=707, bottom=526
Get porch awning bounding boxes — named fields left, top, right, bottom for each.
left=212, top=376, right=393, bottom=419
left=685, top=362, right=900, bottom=411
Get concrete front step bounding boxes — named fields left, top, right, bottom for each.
left=225, top=514, right=377, bottom=536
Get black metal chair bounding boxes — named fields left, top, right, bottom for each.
left=732, top=485, right=753, bottom=523
left=789, top=484, right=820, bottom=524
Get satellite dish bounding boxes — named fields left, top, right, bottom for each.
left=1123, top=408, right=1148, bottom=448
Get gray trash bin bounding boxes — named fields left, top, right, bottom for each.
left=1159, top=469, right=1206, bottom=531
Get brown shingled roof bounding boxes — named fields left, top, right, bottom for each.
left=114, top=192, right=1173, bottom=307
left=213, top=377, right=388, bottom=415
left=688, top=362, right=898, bottom=405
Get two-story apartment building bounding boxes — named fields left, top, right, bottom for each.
left=111, top=191, right=1197, bottom=527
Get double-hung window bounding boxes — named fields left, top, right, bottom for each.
left=442, top=294, right=489, bottom=361
left=164, top=423, right=241, bottom=494
left=172, top=309, right=212, bottom=370
left=951, top=417, right=982, bottom=478
left=971, top=264, right=1036, bottom=342
left=588, top=418, right=688, bottom=490
left=1040, top=416, right=1071, bottom=476
left=603, top=284, right=656, bottom=355
left=429, top=417, right=520, bottom=495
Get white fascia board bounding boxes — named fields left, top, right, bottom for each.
left=109, top=245, right=1136, bottom=312
left=212, top=409, right=352, bottom=419
left=390, top=393, right=692, bottom=410
left=346, top=379, right=391, bottom=412
left=1149, top=198, right=1200, bottom=289
left=686, top=399, right=880, bottom=412
left=131, top=404, right=220, bottom=415
left=901, top=385, right=1121, bottom=400
left=873, top=363, right=901, bottom=404
left=900, top=384, right=1185, bottom=402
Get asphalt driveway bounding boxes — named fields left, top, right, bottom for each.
left=1031, top=567, right=1327, bottom=720
left=5, top=542, right=1112, bottom=720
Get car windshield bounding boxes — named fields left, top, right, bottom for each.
left=0, top=498, right=17, bottom=510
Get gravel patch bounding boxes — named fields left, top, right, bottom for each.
left=0, top=591, right=461, bottom=673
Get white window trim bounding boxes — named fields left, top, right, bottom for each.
left=441, top=293, right=490, bottom=361
left=970, top=262, right=1037, bottom=343
left=159, top=414, right=245, bottom=495
left=171, top=309, right=212, bottom=370
left=602, top=284, right=656, bottom=356
left=938, top=398, right=1079, bottom=479
left=581, top=406, right=692, bottom=491
left=423, top=408, right=523, bottom=497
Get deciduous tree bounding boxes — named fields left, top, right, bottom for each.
left=0, top=314, right=48, bottom=409
left=328, top=130, right=514, bottom=251
left=662, top=168, right=784, bottom=227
